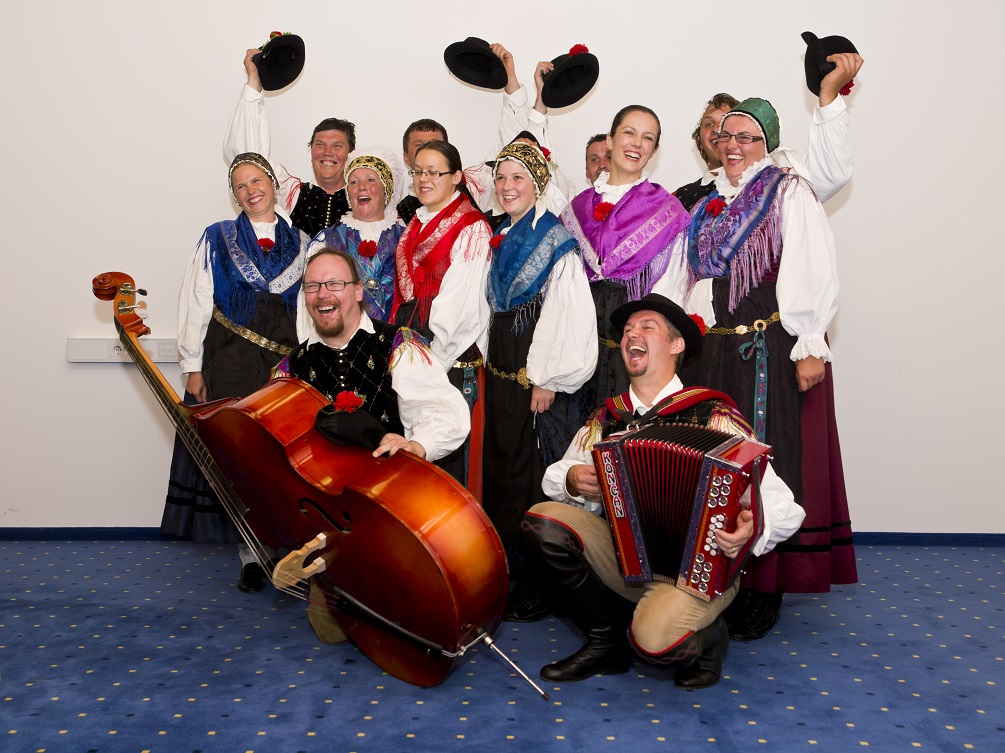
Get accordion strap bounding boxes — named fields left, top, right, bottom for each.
left=606, top=387, right=738, bottom=426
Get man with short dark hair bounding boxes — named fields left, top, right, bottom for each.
left=520, top=294, right=804, bottom=688
left=584, top=133, right=610, bottom=185
left=224, top=49, right=355, bottom=237
left=396, top=119, right=449, bottom=223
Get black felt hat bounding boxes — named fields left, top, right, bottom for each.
left=610, top=293, right=703, bottom=364
left=541, top=44, right=599, bottom=108
left=443, top=37, right=507, bottom=90
left=315, top=402, right=385, bottom=451
left=254, top=32, right=306, bottom=91
left=801, top=31, right=858, bottom=97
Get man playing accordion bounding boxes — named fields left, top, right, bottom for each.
left=520, top=294, right=805, bottom=689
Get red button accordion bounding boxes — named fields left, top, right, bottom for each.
left=592, top=423, right=770, bottom=601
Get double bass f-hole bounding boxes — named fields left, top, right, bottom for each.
left=299, top=497, right=352, bottom=534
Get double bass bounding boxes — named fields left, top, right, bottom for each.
left=92, top=272, right=544, bottom=695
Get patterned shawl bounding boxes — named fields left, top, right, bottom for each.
left=203, top=212, right=304, bottom=326
left=392, top=193, right=487, bottom=324
left=488, top=209, right=578, bottom=314
left=686, top=165, right=793, bottom=313
left=561, top=180, right=689, bottom=301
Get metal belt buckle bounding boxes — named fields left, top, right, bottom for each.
left=753, top=318, right=768, bottom=332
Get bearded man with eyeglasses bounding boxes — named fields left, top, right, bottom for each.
left=272, top=248, right=469, bottom=463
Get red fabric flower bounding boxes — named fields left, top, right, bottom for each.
left=257, top=238, right=275, bottom=252
left=333, top=391, right=364, bottom=413
left=689, top=313, right=707, bottom=336
left=540, top=146, right=552, bottom=162
left=357, top=240, right=377, bottom=258
left=839, top=79, right=855, bottom=97
left=269, top=31, right=283, bottom=39
left=706, top=198, right=727, bottom=217
left=569, top=44, right=590, bottom=56
left=489, top=234, right=504, bottom=249
left=593, top=202, right=614, bottom=222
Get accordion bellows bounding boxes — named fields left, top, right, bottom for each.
left=592, top=423, right=770, bottom=602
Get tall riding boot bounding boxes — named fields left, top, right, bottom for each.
left=521, top=514, right=632, bottom=682
left=669, top=616, right=729, bottom=689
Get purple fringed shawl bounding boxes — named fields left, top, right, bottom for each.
left=561, top=181, right=689, bottom=302
left=686, top=166, right=795, bottom=313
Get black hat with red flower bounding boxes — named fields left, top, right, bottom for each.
left=801, top=31, right=858, bottom=97
left=254, top=32, right=306, bottom=91
left=541, top=44, right=600, bottom=108
left=443, top=37, right=508, bottom=90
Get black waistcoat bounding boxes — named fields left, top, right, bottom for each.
left=673, top=178, right=715, bottom=213
left=286, top=320, right=404, bottom=435
left=291, top=184, right=350, bottom=238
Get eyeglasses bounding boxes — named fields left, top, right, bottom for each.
left=408, top=169, right=453, bottom=179
left=713, top=131, right=764, bottom=145
left=303, top=279, right=355, bottom=293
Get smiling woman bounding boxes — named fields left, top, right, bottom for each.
left=674, top=97, right=856, bottom=639
left=162, top=151, right=312, bottom=593
left=480, top=141, right=596, bottom=578
left=559, top=105, right=691, bottom=422
left=305, top=146, right=407, bottom=323
left=391, top=140, right=493, bottom=488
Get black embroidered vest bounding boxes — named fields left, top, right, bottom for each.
left=291, top=184, right=350, bottom=238
left=673, top=177, right=715, bottom=213
left=287, top=320, right=404, bottom=434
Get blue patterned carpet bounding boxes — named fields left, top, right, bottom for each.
left=1, top=540, right=1001, bottom=752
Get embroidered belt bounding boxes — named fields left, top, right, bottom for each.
left=600, top=336, right=619, bottom=349
left=453, top=357, right=483, bottom=370
left=212, top=308, right=293, bottom=356
left=707, top=311, right=780, bottom=336
left=485, top=361, right=531, bottom=389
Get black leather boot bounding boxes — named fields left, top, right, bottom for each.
left=673, top=616, right=729, bottom=689
left=728, top=591, right=783, bottom=641
left=522, top=514, right=632, bottom=682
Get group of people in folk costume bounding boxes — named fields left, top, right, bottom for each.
left=160, top=33, right=863, bottom=688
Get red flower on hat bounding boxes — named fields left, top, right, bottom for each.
left=258, top=238, right=275, bottom=252
left=489, top=234, right=504, bottom=249
left=569, top=44, right=590, bottom=56
left=840, top=79, right=855, bottom=97
left=333, top=390, right=364, bottom=413
left=706, top=198, right=727, bottom=217
left=269, top=31, right=284, bottom=39
left=540, top=146, right=552, bottom=162
left=358, top=240, right=377, bottom=258
left=594, top=202, right=615, bottom=222
left=689, top=313, right=707, bottom=336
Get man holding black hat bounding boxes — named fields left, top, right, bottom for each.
left=225, top=46, right=355, bottom=238
left=519, top=294, right=804, bottom=688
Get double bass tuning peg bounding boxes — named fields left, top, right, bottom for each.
left=116, top=299, right=148, bottom=318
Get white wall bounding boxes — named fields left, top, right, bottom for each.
left=2, top=0, right=1002, bottom=533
